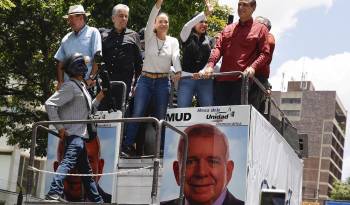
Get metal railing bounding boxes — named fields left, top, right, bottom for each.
left=250, top=76, right=295, bottom=135
left=171, top=71, right=248, bottom=105
left=110, top=81, right=127, bottom=117
left=28, top=117, right=188, bottom=205
left=173, top=71, right=295, bottom=135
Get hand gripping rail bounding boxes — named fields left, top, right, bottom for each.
left=29, top=117, right=189, bottom=205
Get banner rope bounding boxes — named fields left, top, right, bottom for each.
left=27, top=165, right=153, bottom=177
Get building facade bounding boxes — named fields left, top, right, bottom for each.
left=272, top=81, right=347, bottom=204
left=0, top=136, right=46, bottom=204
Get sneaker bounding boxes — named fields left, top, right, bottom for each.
left=121, top=144, right=137, bottom=157
left=45, top=194, right=67, bottom=202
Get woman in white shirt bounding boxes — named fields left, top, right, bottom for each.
left=122, top=0, right=181, bottom=156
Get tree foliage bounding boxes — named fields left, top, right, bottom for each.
left=0, top=0, right=231, bottom=157
left=0, top=0, right=15, bottom=10
left=331, top=178, right=350, bottom=200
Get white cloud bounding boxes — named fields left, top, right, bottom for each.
left=269, top=52, right=350, bottom=180
left=218, top=0, right=334, bottom=39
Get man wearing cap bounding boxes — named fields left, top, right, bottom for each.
left=55, top=5, right=102, bottom=90
left=98, top=4, right=142, bottom=111
left=45, top=53, right=104, bottom=203
left=205, top=0, right=270, bottom=106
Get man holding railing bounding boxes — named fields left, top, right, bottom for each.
left=251, top=16, right=275, bottom=113
left=204, top=0, right=270, bottom=106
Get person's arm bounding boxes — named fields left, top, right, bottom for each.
left=56, top=61, right=64, bottom=90
left=155, top=0, right=163, bottom=9
left=180, top=12, right=206, bottom=42
left=180, top=0, right=213, bottom=42
left=144, top=0, right=163, bottom=41
left=86, top=28, right=102, bottom=86
left=245, top=26, right=271, bottom=77
left=54, top=38, right=67, bottom=90
left=171, top=38, right=182, bottom=82
left=133, top=32, right=143, bottom=84
left=268, top=33, right=276, bottom=60
left=45, top=83, right=75, bottom=137
left=205, top=31, right=224, bottom=77
left=92, top=91, right=104, bottom=113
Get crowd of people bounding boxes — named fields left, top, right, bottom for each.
left=44, top=0, right=275, bottom=203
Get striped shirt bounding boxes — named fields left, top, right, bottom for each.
left=45, top=79, right=100, bottom=139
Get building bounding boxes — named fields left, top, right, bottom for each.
left=272, top=81, right=347, bottom=204
left=0, top=136, right=46, bottom=204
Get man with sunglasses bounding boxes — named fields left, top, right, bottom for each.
left=45, top=53, right=104, bottom=203
left=54, top=5, right=102, bottom=90
left=205, top=0, right=271, bottom=106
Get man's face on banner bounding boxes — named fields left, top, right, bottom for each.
left=174, top=134, right=234, bottom=205
left=54, top=138, right=104, bottom=201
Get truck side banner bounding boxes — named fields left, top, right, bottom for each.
left=160, top=105, right=250, bottom=204
left=325, top=200, right=350, bottom=205
left=42, top=111, right=122, bottom=203
left=246, top=108, right=303, bottom=205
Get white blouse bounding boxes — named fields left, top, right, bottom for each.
left=142, top=5, right=182, bottom=74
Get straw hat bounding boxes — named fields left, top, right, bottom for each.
left=63, top=5, right=91, bottom=18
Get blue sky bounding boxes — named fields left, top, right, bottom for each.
left=219, top=0, right=350, bottom=180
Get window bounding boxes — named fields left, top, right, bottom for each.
left=281, top=98, right=301, bottom=104
left=283, top=110, right=300, bottom=117
left=0, top=153, right=12, bottom=190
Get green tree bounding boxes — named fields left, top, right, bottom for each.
left=0, top=0, right=15, bottom=10
left=0, top=0, right=231, bottom=157
left=207, top=0, right=232, bottom=36
left=0, top=0, right=69, bottom=156
left=331, top=178, right=350, bottom=200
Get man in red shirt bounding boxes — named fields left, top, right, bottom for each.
left=205, top=0, right=270, bottom=106
left=251, top=16, right=275, bottom=113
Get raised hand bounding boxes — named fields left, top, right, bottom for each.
left=204, top=0, right=213, bottom=16
left=156, top=0, right=164, bottom=8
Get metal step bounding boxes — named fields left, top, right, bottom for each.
left=118, top=157, right=162, bottom=169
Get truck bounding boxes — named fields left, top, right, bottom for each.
left=24, top=105, right=303, bottom=205
left=325, top=200, right=350, bottom=205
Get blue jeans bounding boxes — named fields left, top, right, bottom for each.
left=177, top=78, right=213, bottom=107
left=124, top=76, right=170, bottom=146
left=48, top=135, right=103, bottom=203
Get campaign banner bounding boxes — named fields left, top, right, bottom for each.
left=42, top=111, right=122, bottom=203
left=160, top=105, right=249, bottom=204
left=325, top=201, right=350, bottom=205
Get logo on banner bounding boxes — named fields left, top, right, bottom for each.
left=206, top=109, right=235, bottom=122
left=166, top=113, right=192, bottom=122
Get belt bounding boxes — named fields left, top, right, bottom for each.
left=142, top=71, right=169, bottom=79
